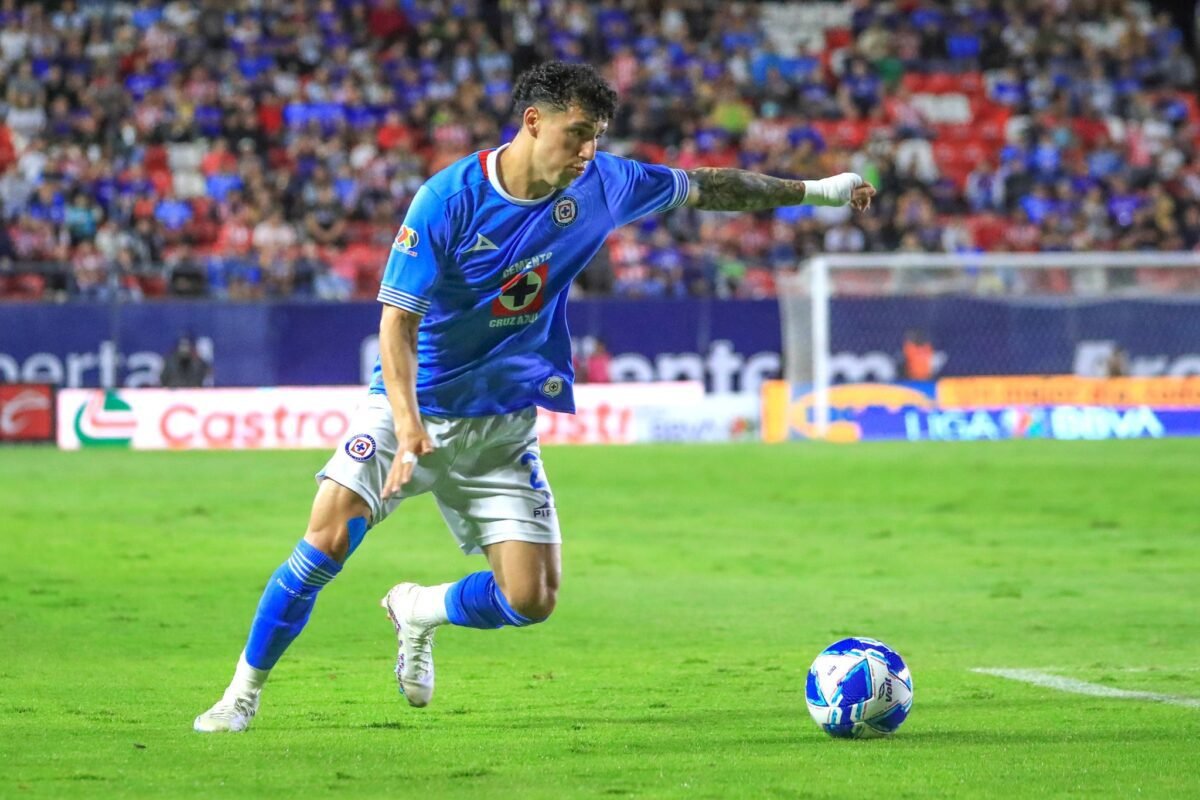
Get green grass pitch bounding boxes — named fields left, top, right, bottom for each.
left=2, top=440, right=1198, bottom=798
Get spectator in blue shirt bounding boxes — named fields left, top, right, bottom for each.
left=155, top=193, right=194, bottom=232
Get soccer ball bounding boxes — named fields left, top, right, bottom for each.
left=805, top=637, right=913, bottom=738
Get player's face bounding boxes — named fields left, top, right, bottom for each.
left=536, top=106, right=608, bottom=188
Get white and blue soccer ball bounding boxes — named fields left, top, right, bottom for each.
left=805, top=637, right=913, bottom=738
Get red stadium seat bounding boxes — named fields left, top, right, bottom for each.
left=924, top=73, right=957, bottom=94
left=965, top=214, right=1011, bottom=251
left=632, top=142, right=668, bottom=164
left=824, top=27, right=852, bottom=49
left=934, top=124, right=974, bottom=142
left=333, top=241, right=389, bottom=299
left=900, top=73, right=926, bottom=94
left=0, top=125, right=14, bottom=170
left=956, top=72, right=985, bottom=96
left=933, top=138, right=990, bottom=189
left=1180, top=93, right=1200, bottom=125
left=149, top=169, right=174, bottom=197
left=266, top=146, right=291, bottom=169
left=139, top=274, right=169, bottom=298
left=960, top=138, right=991, bottom=164
left=144, top=145, right=169, bottom=172
left=931, top=140, right=961, bottom=166
left=2, top=273, right=46, bottom=300
left=973, top=107, right=1009, bottom=142
left=813, top=120, right=868, bottom=150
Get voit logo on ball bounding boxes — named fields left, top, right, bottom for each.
left=73, top=390, right=137, bottom=448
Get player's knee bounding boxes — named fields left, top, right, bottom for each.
left=306, top=481, right=372, bottom=562
left=502, top=584, right=557, bottom=622
left=304, top=523, right=348, bottom=562
left=304, top=516, right=369, bottom=564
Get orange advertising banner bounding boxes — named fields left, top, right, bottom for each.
left=935, top=376, right=1200, bottom=409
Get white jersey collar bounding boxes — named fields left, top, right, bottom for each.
left=487, top=143, right=557, bottom=206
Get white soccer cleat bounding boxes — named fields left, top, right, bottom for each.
left=193, top=690, right=259, bottom=733
left=380, top=582, right=437, bottom=707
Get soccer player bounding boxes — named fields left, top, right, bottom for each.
left=194, top=61, right=874, bottom=732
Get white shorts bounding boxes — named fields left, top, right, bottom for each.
left=317, top=394, right=560, bottom=555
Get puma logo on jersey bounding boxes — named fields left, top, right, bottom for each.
left=466, top=232, right=499, bottom=253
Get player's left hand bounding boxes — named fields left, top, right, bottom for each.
left=382, top=421, right=435, bottom=499
left=850, top=182, right=875, bottom=212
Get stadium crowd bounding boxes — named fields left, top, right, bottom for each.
left=0, top=0, right=1198, bottom=302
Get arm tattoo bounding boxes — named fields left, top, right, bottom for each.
left=685, top=167, right=807, bottom=212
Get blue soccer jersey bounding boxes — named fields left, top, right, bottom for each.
left=368, top=146, right=689, bottom=416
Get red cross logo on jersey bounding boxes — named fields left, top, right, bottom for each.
left=492, top=264, right=548, bottom=316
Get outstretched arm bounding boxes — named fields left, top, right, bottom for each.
left=685, top=168, right=875, bottom=212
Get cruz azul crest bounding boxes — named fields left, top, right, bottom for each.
left=345, top=434, right=377, bottom=462
left=552, top=196, right=578, bottom=227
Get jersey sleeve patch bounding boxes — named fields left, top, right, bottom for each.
left=377, top=185, right=448, bottom=314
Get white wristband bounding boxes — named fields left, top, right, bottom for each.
left=801, top=172, right=863, bottom=207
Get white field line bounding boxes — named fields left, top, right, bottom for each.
left=972, top=668, right=1200, bottom=709
left=1013, top=666, right=1200, bottom=673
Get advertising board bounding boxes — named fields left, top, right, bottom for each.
left=0, top=384, right=55, bottom=443
left=57, top=387, right=363, bottom=450
left=762, top=377, right=1200, bottom=443
left=57, top=383, right=739, bottom=450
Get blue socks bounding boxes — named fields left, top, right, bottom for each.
left=444, top=571, right=538, bottom=629
left=242, top=527, right=536, bottom=674
left=243, top=540, right=342, bottom=670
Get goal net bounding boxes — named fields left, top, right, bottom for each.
left=776, top=252, right=1200, bottom=438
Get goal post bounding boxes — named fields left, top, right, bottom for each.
left=777, top=252, right=1200, bottom=439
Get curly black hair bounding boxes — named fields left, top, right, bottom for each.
left=511, top=61, right=618, bottom=121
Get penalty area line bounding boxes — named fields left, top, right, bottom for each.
left=971, top=668, right=1200, bottom=709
